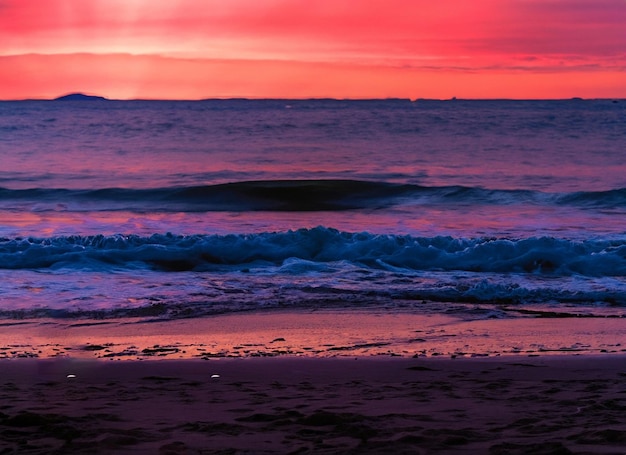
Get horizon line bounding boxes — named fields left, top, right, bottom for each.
left=2, top=92, right=624, bottom=102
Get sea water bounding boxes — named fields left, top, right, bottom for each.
left=0, top=98, right=625, bottom=319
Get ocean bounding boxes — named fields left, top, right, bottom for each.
left=0, top=98, right=625, bottom=321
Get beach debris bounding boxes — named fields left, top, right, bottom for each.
left=141, top=345, right=180, bottom=356
left=66, top=374, right=76, bottom=379
left=83, top=344, right=108, bottom=351
left=211, top=374, right=220, bottom=379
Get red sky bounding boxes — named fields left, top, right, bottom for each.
left=1, top=0, right=624, bottom=99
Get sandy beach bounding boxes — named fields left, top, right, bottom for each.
left=1, top=356, right=626, bottom=454
left=1, top=310, right=625, bottom=454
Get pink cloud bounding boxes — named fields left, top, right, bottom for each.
left=2, top=0, right=624, bottom=61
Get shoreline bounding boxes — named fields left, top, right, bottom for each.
left=1, top=308, right=625, bottom=453
left=1, top=307, right=625, bottom=360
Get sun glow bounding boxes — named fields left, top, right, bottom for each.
left=1, top=0, right=624, bottom=99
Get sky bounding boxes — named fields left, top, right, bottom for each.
left=0, top=0, right=625, bottom=100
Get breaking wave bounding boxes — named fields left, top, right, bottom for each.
left=2, top=227, right=625, bottom=277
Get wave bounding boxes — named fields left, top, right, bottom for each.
left=1, top=227, right=625, bottom=277
left=1, top=180, right=625, bottom=212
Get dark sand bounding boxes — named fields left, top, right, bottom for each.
left=1, top=310, right=625, bottom=454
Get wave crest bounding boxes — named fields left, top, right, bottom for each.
left=2, top=227, right=625, bottom=277
left=1, top=180, right=625, bottom=212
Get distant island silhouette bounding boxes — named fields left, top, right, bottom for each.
left=54, top=93, right=108, bottom=101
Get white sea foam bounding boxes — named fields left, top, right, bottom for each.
left=1, top=228, right=624, bottom=278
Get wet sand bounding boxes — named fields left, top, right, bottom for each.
left=1, top=308, right=625, bottom=360
left=1, top=310, right=625, bottom=454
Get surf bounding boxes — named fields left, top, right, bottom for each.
left=2, top=227, right=625, bottom=278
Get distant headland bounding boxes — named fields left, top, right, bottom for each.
left=54, top=93, right=108, bottom=101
